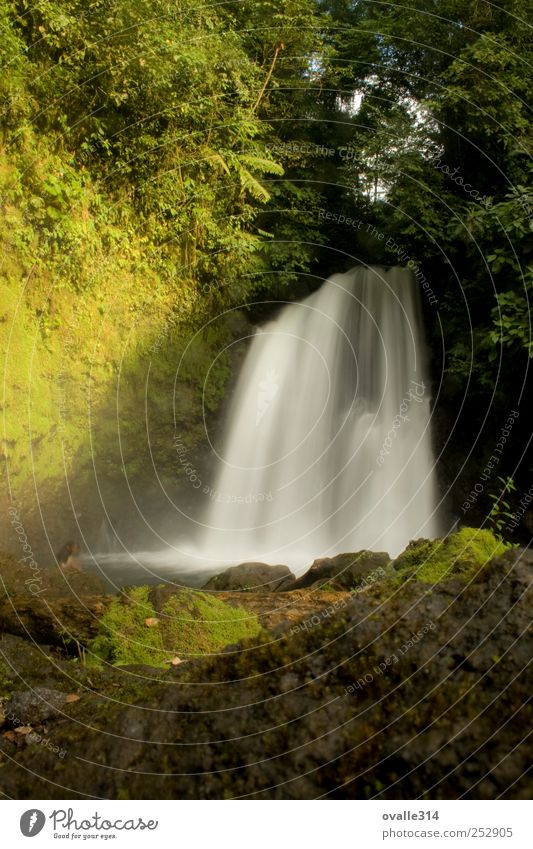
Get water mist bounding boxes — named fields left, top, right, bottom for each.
left=198, top=265, right=440, bottom=569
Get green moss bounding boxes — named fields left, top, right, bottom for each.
left=393, top=539, right=440, bottom=574
left=87, top=586, right=262, bottom=667
left=394, top=527, right=510, bottom=584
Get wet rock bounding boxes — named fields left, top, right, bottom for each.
left=290, top=550, right=390, bottom=590
left=0, top=551, right=108, bottom=599
left=213, top=589, right=351, bottom=632
left=0, top=635, right=72, bottom=694
left=150, top=583, right=348, bottom=634
left=393, top=538, right=436, bottom=571
left=202, top=562, right=295, bottom=592
left=0, top=593, right=111, bottom=646
left=0, top=551, right=111, bottom=647
left=4, top=688, right=68, bottom=725
left=0, top=633, right=151, bottom=705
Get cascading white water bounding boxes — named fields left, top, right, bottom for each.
left=199, top=265, right=440, bottom=567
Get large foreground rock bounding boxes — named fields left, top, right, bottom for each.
left=0, top=547, right=530, bottom=799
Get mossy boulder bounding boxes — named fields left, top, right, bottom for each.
left=393, top=527, right=510, bottom=583
left=88, top=586, right=264, bottom=667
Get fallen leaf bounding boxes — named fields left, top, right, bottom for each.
left=14, top=726, right=33, bottom=735
left=65, top=694, right=80, bottom=703
left=3, top=731, right=16, bottom=742
left=144, top=617, right=160, bottom=627
left=169, top=657, right=184, bottom=666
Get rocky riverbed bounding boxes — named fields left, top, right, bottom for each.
left=0, top=532, right=531, bottom=799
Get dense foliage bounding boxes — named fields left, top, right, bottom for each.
left=313, top=0, right=533, bottom=521
left=0, top=0, right=323, bottom=513
left=0, top=0, right=324, bottom=300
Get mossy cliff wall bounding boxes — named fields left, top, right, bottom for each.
left=0, top=142, right=240, bottom=562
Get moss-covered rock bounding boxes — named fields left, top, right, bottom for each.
left=393, top=527, right=510, bottom=584
left=0, top=546, right=531, bottom=800
left=0, top=548, right=353, bottom=661
left=88, top=586, right=264, bottom=666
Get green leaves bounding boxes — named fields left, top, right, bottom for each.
left=0, top=0, right=313, bottom=303
left=487, top=476, right=517, bottom=539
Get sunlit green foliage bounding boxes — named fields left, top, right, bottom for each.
left=0, top=0, right=321, bottom=496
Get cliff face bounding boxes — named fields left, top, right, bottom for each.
left=0, top=547, right=531, bottom=800
left=0, top=138, right=244, bottom=560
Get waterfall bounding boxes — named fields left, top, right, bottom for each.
left=198, top=265, right=440, bottom=568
